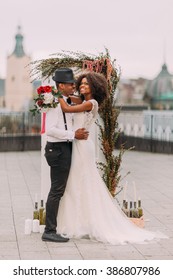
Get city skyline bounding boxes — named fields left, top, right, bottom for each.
left=0, top=0, right=173, bottom=80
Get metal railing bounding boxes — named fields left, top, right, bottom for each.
left=0, top=111, right=173, bottom=154
left=117, top=110, right=173, bottom=153
left=0, top=112, right=41, bottom=151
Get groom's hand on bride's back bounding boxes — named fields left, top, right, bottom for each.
left=75, top=128, right=89, bottom=140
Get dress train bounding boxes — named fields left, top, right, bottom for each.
left=57, top=100, right=168, bottom=245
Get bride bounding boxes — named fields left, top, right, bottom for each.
left=57, top=71, right=167, bottom=245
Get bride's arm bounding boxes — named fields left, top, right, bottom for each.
left=58, top=97, right=92, bottom=113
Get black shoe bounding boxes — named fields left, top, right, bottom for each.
left=42, top=232, right=69, bottom=243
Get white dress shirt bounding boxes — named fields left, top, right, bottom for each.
left=45, top=97, right=74, bottom=142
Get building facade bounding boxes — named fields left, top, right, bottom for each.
left=116, top=77, right=149, bottom=106
left=116, top=63, right=173, bottom=110
left=0, top=79, right=5, bottom=108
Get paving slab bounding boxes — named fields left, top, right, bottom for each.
left=0, top=150, right=173, bottom=260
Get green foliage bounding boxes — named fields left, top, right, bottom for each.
left=30, top=50, right=99, bottom=81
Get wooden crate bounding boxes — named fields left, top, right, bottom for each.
left=129, top=216, right=144, bottom=228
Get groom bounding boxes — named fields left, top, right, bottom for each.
left=42, top=68, right=89, bottom=242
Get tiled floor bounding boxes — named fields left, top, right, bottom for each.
left=0, top=150, right=173, bottom=260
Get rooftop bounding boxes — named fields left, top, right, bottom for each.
left=0, top=150, right=172, bottom=260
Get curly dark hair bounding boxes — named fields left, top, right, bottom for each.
left=76, top=72, right=109, bottom=105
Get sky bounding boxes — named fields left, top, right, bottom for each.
left=0, top=0, right=173, bottom=80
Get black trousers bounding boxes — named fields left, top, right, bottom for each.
left=44, top=141, right=72, bottom=233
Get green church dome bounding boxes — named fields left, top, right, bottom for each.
left=147, top=63, right=173, bottom=99
left=12, top=25, right=25, bottom=57
left=145, top=63, right=173, bottom=109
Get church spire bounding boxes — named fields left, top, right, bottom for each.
left=163, top=39, right=167, bottom=65
left=12, top=25, right=25, bottom=57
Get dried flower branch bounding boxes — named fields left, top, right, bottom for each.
left=30, top=48, right=130, bottom=197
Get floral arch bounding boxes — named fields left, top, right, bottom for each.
left=30, top=48, right=127, bottom=197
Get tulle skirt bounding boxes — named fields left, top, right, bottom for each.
left=57, top=139, right=167, bottom=245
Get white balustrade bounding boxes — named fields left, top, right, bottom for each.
left=118, top=110, right=173, bottom=141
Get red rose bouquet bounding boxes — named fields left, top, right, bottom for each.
left=30, top=85, right=62, bottom=116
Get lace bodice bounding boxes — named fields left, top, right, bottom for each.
left=73, top=99, right=98, bottom=131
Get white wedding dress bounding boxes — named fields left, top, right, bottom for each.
left=57, top=99, right=167, bottom=245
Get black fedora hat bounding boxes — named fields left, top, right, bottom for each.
left=52, top=68, right=75, bottom=83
